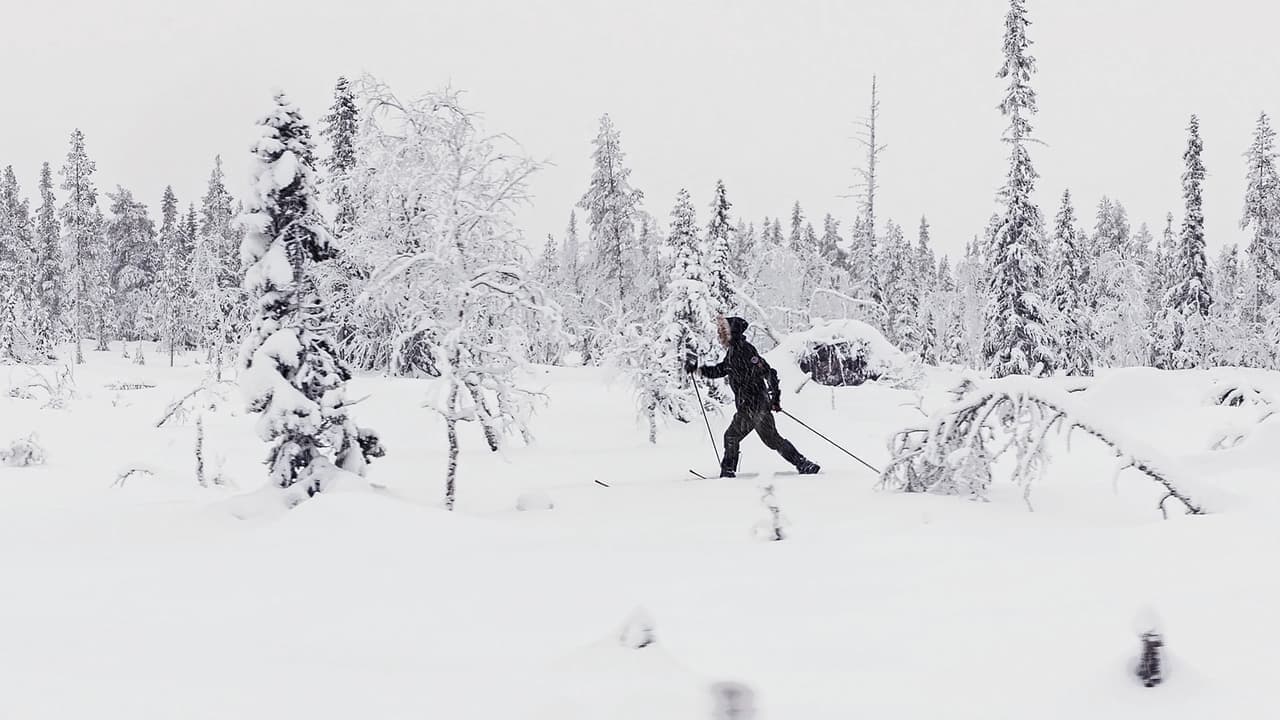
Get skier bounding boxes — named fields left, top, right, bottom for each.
left=685, top=316, right=820, bottom=478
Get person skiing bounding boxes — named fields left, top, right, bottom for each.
left=685, top=316, right=820, bottom=478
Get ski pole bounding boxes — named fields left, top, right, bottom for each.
left=779, top=409, right=881, bottom=475
left=689, top=359, right=721, bottom=468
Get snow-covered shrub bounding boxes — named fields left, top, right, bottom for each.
left=771, top=318, right=916, bottom=389
left=880, top=377, right=1204, bottom=517
left=1, top=434, right=46, bottom=467
left=1207, top=381, right=1270, bottom=408
left=331, top=77, right=557, bottom=510
left=618, top=607, right=656, bottom=649
left=23, top=366, right=76, bottom=409
left=747, top=481, right=788, bottom=538
left=710, top=681, right=757, bottom=720
left=515, top=490, right=554, bottom=511
left=752, top=483, right=787, bottom=541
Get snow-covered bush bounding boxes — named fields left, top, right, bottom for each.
left=771, top=318, right=916, bottom=389
left=1, top=434, right=46, bottom=467
left=617, top=607, right=656, bottom=649
left=330, top=77, right=558, bottom=510
left=880, top=377, right=1204, bottom=517
left=18, top=365, right=76, bottom=409
left=751, top=483, right=787, bottom=541
left=710, top=681, right=757, bottom=720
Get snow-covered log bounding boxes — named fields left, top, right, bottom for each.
left=880, top=377, right=1204, bottom=517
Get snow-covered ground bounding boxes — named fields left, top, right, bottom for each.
left=1, top=344, right=1278, bottom=719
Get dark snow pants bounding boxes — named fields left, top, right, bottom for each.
left=721, top=406, right=805, bottom=475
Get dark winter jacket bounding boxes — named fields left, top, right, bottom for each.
left=698, top=317, right=782, bottom=412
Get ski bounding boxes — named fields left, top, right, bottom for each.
left=688, top=469, right=823, bottom=480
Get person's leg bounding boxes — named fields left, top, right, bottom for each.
left=755, top=412, right=813, bottom=470
left=721, top=409, right=755, bottom=476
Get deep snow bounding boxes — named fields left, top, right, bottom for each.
left=1, top=343, right=1278, bottom=718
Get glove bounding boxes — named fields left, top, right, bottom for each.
left=771, top=400, right=782, bottom=413
left=684, top=358, right=699, bottom=375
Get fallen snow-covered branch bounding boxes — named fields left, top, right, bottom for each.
left=155, top=374, right=233, bottom=428
left=879, top=378, right=1204, bottom=517
left=112, top=466, right=158, bottom=487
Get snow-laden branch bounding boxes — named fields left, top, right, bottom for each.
left=879, top=377, right=1204, bottom=517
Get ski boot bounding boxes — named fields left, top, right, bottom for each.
left=796, top=459, right=821, bottom=475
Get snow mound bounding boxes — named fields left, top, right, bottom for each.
left=768, top=318, right=915, bottom=389
left=516, top=490, right=555, bottom=511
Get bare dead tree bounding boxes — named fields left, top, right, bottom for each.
left=851, top=75, right=887, bottom=234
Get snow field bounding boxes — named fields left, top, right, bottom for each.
left=1, top=345, right=1278, bottom=718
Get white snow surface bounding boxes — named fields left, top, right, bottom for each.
left=2, top=344, right=1279, bottom=718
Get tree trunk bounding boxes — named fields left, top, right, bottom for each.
left=647, top=398, right=657, bottom=445
left=444, top=385, right=460, bottom=511
left=195, top=415, right=206, bottom=487
left=95, top=315, right=109, bottom=352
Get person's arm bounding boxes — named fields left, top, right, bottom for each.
left=762, top=357, right=782, bottom=410
left=698, top=353, right=730, bottom=379
left=684, top=352, right=729, bottom=378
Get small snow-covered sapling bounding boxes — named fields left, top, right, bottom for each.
left=1136, top=631, right=1164, bottom=687
left=618, top=607, right=656, bottom=649
left=753, top=483, right=787, bottom=541
left=710, top=681, right=756, bottom=720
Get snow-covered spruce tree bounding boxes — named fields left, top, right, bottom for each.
left=528, top=235, right=566, bottom=365
left=706, top=179, right=735, bottom=314
left=880, top=221, right=920, bottom=353
left=1158, top=115, right=1213, bottom=369
left=59, top=129, right=107, bottom=362
left=196, top=157, right=245, bottom=376
left=649, top=188, right=722, bottom=432
left=846, top=214, right=876, bottom=299
left=31, top=163, right=62, bottom=359
left=1207, top=244, right=1251, bottom=366
left=578, top=114, right=643, bottom=308
left=341, top=79, right=554, bottom=509
left=820, top=214, right=847, bottom=271
left=1089, top=198, right=1150, bottom=366
left=0, top=166, right=34, bottom=361
left=634, top=211, right=668, bottom=309
left=1242, top=112, right=1280, bottom=325
left=915, top=217, right=937, bottom=294
left=103, top=187, right=158, bottom=343
left=983, top=0, right=1057, bottom=378
left=155, top=186, right=188, bottom=366
left=321, top=76, right=359, bottom=240
left=731, top=220, right=758, bottom=282
left=239, top=90, right=383, bottom=498
left=556, top=210, right=593, bottom=361
left=789, top=202, right=805, bottom=250
left=1049, top=190, right=1094, bottom=375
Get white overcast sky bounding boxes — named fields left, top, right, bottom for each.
left=5, top=0, right=1279, bottom=260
